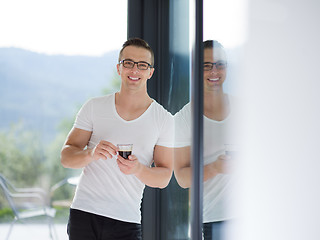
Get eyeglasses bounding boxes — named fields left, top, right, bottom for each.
left=119, top=59, right=153, bottom=70
left=203, top=61, right=227, bottom=71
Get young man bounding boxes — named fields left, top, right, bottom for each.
left=174, top=40, right=237, bottom=240
left=61, top=38, right=174, bottom=240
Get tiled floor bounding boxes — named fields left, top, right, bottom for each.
left=0, top=223, right=68, bottom=240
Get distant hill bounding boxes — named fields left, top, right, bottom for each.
left=0, top=47, right=120, bottom=142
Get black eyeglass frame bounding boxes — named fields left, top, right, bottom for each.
left=119, top=59, right=153, bottom=70
left=203, top=61, right=227, bottom=71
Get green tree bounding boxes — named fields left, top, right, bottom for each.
left=0, top=122, right=47, bottom=212
left=0, top=122, right=45, bottom=187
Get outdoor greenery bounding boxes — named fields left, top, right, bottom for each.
left=0, top=120, right=78, bottom=223
left=0, top=208, right=14, bottom=222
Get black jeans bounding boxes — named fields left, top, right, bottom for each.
left=67, top=209, right=142, bottom=240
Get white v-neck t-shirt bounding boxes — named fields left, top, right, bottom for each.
left=71, top=93, right=174, bottom=223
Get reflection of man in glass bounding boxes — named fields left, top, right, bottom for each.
left=174, top=40, right=236, bottom=240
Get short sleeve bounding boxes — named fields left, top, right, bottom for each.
left=156, top=111, right=175, bottom=148
left=174, top=103, right=191, bottom=148
left=174, top=111, right=191, bottom=148
left=73, top=99, right=93, bottom=132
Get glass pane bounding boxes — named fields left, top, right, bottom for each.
left=168, top=0, right=192, bottom=240
left=201, top=0, right=248, bottom=239
left=0, top=1, right=127, bottom=239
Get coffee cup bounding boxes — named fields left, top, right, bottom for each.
left=117, top=144, right=133, bottom=159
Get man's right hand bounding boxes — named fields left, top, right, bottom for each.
left=91, top=140, right=117, bottom=161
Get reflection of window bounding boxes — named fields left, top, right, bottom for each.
left=0, top=0, right=127, bottom=235
left=203, top=0, right=248, bottom=48
left=203, top=0, right=248, bottom=97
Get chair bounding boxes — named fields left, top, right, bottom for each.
left=0, top=173, right=57, bottom=240
left=50, top=176, right=79, bottom=208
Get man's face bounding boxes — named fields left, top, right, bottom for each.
left=117, top=46, right=154, bottom=91
left=203, top=47, right=227, bottom=92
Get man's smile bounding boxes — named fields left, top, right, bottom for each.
left=207, top=78, right=219, bottom=82
left=128, top=76, right=140, bottom=81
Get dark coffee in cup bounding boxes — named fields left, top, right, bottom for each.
left=119, top=150, right=131, bottom=159
left=117, top=144, right=133, bottom=159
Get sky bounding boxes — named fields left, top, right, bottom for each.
left=0, top=0, right=248, bottom=56
left=0, top=0, right=128, bottom=56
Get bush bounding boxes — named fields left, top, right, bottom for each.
left=0, top=208, right=14, bottom=223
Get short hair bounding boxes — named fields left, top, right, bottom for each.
left=203, top=40, right=227, bottom=62
left=118, top=38, right=154, bottom=66
left=203, top=40, right=224, bottom=50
